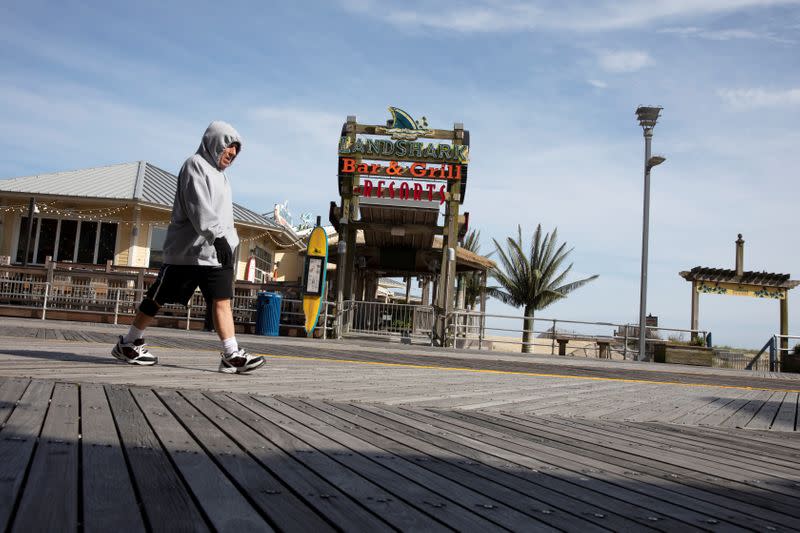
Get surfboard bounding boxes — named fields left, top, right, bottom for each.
left=303, top=225, right=328, bottom=337
left=244, top=256, right=256, bottom=282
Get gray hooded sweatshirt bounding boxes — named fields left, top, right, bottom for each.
left=162, top=121, right=242, bottom=266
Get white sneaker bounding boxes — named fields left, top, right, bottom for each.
left=219, top=348, right=265, bottom=374
left=111, top=336, right=158, bottom=366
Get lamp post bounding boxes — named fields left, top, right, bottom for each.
left=636, top=105, right=664, bottom=361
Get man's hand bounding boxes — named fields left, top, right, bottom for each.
left=213, top=237, right=232, bottom=267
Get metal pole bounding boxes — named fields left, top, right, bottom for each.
left=638, top=128, right=653, bottom=361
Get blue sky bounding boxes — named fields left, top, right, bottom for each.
left=1, top=0, right=799, bottom=348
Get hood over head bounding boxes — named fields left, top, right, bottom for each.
left=197, top=121, right=243, bottom=169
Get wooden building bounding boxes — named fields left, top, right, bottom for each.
left=0, top=161, right=304, bottom=281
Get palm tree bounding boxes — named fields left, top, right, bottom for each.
left=459, top=229, right=484, bottom=309
left=489, top=224, right=598, bottom=353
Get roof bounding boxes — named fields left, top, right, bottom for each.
left=680, top=267, right=800, bottom=289
left=0, top=161, right=280, bottom=230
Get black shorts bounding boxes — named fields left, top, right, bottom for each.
left=145, top=264, right=234, bottom=306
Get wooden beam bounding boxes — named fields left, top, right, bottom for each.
left=349, top=222, right=443, bottom=235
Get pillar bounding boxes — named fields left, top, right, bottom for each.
left=691, top=280, right=699, bottom=338
left=780, top=294, right=789, bottom=357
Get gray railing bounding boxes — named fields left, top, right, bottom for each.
left=445, top=310, right=708, bottom=361
left=341, top=300, right=434, bottom=344
left=0, top=279, right=335, bottom=337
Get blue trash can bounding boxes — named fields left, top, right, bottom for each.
left=255, top=291, right=282, bottom=336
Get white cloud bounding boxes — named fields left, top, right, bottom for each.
left=658, top=26, right=794, bottom=43
left=340, top=0, right=800, bottom=33
left=597, top=50, right=654, bottom=73
left=718, top=88, right=800, bottom=109
left=588, top=79, right=608, bottom=88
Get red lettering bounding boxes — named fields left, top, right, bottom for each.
left=389, top=181, right=395, bottom=199
left=377, top=180, right=385, bottom=197
left=439, top=185, right=446, bottom=204
left=426, top=183, right=436, bottom=200
left=341, top=157, right=356, bottom=173
left=369, top=164, right=380, bottom=174
left=410, top=162, right=426, bottom=177
left=413, top=183, right=423, bottom=200
left=356, top=163, right=368, bottom=173
left=400, top=182, right=410, bottom=200
left=427, top=166, right=440, bottom=178
left=363, top=179, right=373, bottom=198
left=455, top=165, right=462, bottom=180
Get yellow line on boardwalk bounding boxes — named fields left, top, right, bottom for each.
left=253, top=352, right=800, bottom=393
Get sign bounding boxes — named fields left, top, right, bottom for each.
left=338, top=106, right=470, bottom=204
left=303, top=226, right=328, bottom=336
left=339, top=158, right=462, bottom=180
left=356, top=179, right=446, bottom=204
left=697, top=281, right=786, bottom=299
left=339, top=138, right=469, bottom=163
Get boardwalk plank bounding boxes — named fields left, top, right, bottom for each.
left=105, top=385, right=209, bottom=533
left=130, top=388, right=271, bottom=532
left=216, top=393, right=484, bottom=532
left=484, top=412, right=800, bottom=527
left=771, top=392, right=797, bottom=432
left=405, top=407, right=776, bottom=531
left=695, top=390, right=762, bottom=427
left=81, top=384, right=145, bottom=533
left=156, top=390, right=334, bottom=533
left=719, top=390, right=775, bottom=428
left=671, top=394, right=746, bottom=426
left=284, top=397, right=640, bottom=532
left=556, top=415, right=800, bottom=483
left=13, top=383, right=80, bottom=532
left=238, top=394, right=475, bottom=532
left=0, top=378, right=30, bottom=426
left=332, top=401, right=706, bottom=531
left=261, top=394, right=563, bottom=532
left=178, top=390, right=392, bottom=532
left=573, top=416, right=800, bottom=477
left=0, top=380, right=53, bottom=531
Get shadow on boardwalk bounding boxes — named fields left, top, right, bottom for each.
left=1, top=377, right=799, bottom=532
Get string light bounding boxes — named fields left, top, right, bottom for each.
left=3, top=200, right=302, bottom=248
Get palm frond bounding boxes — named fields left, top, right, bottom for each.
left=489, top=223, right=598, bottom=314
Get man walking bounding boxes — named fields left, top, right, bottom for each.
left=112, top=121, right=265, bottom=374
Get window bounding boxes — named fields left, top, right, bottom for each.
left=15, top=217, right=38, bottom=264
left=57, top=220, right=78, bottom=261
left=252, top=246, right=273, bottom=283
left=77, top=222, right=98, bottom=263
left=36, top=218, right=58, bottom=263
left=148, top=227, right=168, bottom=268
left=15, top=217, right=118, bottom=265
left=97, top=223, right=118, bottom=264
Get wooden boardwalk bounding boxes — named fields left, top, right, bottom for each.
left=1, top=319, right=800, bottom=530
left=2, top=376, right=800, bottom=532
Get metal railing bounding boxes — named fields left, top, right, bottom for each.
left=341, top=300, right=435, bottom=344
left=745, top=335, right=800, bottom=372
left=444, top=310, right=707, bottom=361
left=0, top=279, right=335, bottom=337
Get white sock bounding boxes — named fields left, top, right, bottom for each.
left=222, top=337, right=238, bottom=355
left=124, top=326, right=145, bottom=344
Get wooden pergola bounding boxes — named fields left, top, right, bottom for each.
left=680, top=235, right=800, bottom=352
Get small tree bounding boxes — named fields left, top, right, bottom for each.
left=489, top=224, right=598, bottom=353
left=460, top=229, right=484, bottom=309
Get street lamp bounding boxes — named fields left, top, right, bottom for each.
left=636, top=105, right=664, bottom=361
